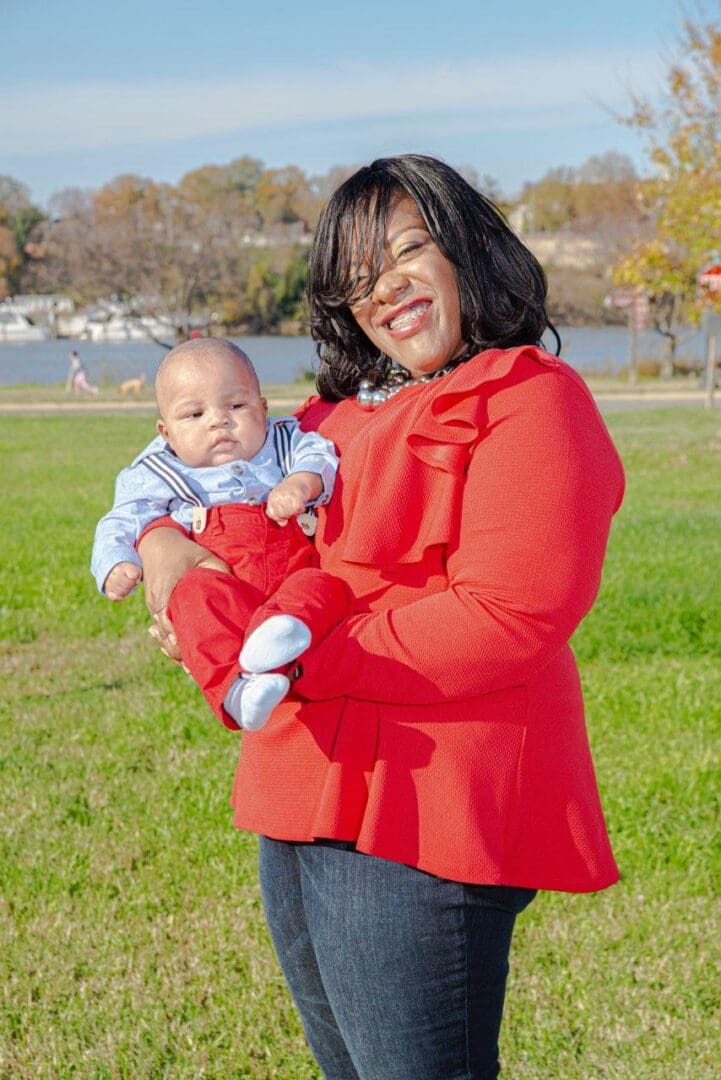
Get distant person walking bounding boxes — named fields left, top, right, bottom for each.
left=66, top=350, right=99, bottom=396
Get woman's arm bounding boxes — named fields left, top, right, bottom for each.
left=138, top=525, right=229, bottom=661
left=295, top=373, right=624, bottom=705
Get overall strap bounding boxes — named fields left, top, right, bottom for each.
left=141, top=453, right=211, bottom=507
left=271, top=418, right=317, bottom=536
left=272, top=419, right=296, bottom=477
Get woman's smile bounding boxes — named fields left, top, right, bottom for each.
left=383, top=299, right=432, bottom=337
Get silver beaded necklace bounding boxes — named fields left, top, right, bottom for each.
left=355, top=350, right=475, bottom=410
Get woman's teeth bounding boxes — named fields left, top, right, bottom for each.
left=389, top=302, right=429, bottom=330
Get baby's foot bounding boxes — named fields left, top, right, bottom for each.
left=240, top=615, right=312, bottom=674
left=223, top=673, right=290, bottom=732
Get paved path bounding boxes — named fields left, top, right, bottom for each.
left=0, top=397, right=304, bottom=414
left=594, top=391, right=713, bottom=411
left=0, top=391, right=715, bottom=414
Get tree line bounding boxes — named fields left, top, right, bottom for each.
left=0, top=156, right=645, bottom=337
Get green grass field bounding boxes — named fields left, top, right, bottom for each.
left=1, top=406, right=719, bottom=1078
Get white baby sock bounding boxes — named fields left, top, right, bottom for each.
left=239, top=615, right=312, bottom=674
left=223, top=673, right=290, bottom=732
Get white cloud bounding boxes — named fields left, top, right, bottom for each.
left=1, top=49, right=664, bottom=154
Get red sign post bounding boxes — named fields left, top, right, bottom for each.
left=698, top=264, right=721, bottom=293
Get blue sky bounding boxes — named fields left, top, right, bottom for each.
left=1, top=0, right=698, bottom=206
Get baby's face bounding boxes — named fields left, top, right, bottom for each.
left=156, top=350, right=268, bottom=468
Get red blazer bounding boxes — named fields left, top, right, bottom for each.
left=231, top=347, right=625, bottom=892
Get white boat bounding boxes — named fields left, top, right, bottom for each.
left=84, top=312, right=175, bottom=343
left=56, top=313, right=91, bottom=338
left=0, top=302, right=49, bottom=342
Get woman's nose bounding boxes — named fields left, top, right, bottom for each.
left=372, top=267, right=410, bottom=305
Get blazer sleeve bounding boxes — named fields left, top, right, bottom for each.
left=294, top=371, right=624, bottom=705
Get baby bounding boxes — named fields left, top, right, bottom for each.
left=91, top=337, right=350, bottom=731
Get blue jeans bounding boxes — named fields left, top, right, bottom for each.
left=259, top=838, right=536, bottom=1079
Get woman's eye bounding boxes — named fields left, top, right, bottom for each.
left=397, top=241, right=423, bottom=259
left=348, top=276, right=370, bottom=304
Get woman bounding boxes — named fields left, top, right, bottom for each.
left=140, top=155, right=624, bottom=1078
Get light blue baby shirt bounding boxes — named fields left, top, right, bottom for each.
left=91, top=416, right=338, bottom=593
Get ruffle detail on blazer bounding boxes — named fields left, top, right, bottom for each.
left=336, top=346, right=560, bottom=567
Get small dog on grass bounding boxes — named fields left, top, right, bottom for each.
left=119, top=372, right=147, bottom=396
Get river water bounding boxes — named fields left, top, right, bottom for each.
left=0, top=326, right=705, bottom=387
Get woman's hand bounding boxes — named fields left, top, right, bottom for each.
left=137, top=526, right=230, bottom=663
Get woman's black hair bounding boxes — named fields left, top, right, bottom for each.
left=308, top=153, right=559, bottom=401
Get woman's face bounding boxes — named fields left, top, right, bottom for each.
left=349, top=195, right=466, bottom=379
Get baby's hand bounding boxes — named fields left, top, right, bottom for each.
left=104, top=561, right=143, bottom=601
left=266, top=472, right=321, bottom=526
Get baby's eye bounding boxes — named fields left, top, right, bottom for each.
left=185, top=410, right=203, bottom=419
left=231, top=402, right=246, bottom=410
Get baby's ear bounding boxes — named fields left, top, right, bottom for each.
left=261, top=397, right=268, bottom=414
left=156, top=418, right=169, bottom=440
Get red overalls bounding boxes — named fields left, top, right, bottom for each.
left=146, top=504, right=351, bottom=730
